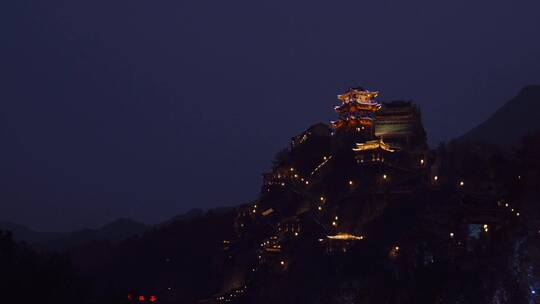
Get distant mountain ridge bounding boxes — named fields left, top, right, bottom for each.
left=457, top=85, right=540, bottom=146
left=0, top=207, right=234, bottom=250
left=0, top=218, right=148, bottom=249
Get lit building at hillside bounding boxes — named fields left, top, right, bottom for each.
left=353, top=139, right=396, bottom=164
left=374, top=101, right=426, bottom=149
left=331, top=87, right=381, bottom=136
left=290, top=123, right=331, bottom=148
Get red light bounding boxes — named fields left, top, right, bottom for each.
left=149, top=295, right=157, bottom=302
left=138, top=295, right=145, bottom=302
left=127, top=294, right=133, bottom=301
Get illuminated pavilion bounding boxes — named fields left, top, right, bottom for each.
left=331, top=87, right=381, bottom=135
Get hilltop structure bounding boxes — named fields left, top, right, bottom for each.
left=203, top=86, right=521, bottom=304
left=331, top=87, right=381, bottom=137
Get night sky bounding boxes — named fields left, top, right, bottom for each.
left=1, top=0, right=539, bottom=231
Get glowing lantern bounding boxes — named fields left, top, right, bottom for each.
left=149, top=295, right=157, bottom=302
left=138, top=295, right=146, bottom=302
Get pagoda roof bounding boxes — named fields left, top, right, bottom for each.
left=334, top=102, right=381, bottom=113
left=327, top=232, right=365, bottom=241
left=353, top=139, right=396, bottom=152
left=338, top=88, right=379, bottom=103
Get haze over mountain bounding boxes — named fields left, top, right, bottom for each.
left=457, top=85, right=540, bottom=146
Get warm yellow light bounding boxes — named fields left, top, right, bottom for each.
left=252, top=209, right=256, bottom=214
left=483, top=224, right=488, bottom=229
left=420, top=159, right=424, bottom=165
left=327, top=233, right=365, bottom=240
left=320, top=196, right=325, bottom=202
left=317, top=206, right=322, bottom=211
left=294, top=174, right=298, bottom=178
left=348, top=180, right=353, bottom=186
left=280, top=260, right=285, bottom=265
left=290, top=168, right=294, bottom=172
left=305, top=181, right=309, bottom=185
left=459, top=181, right=464, bottom=186
left=294, top=232, right=298, bottom=236
left=394, top=246, right=400, bottom=251
left=332, top=221, right=337, bottom=226
left=383, top=174, right=388, bottom=179
left=450, top=232, right=454, bottom=238
left=505, top=203, right=509, bottom=207
left=353, top=139, right=395, bottom=152
left=335, top=216, right=339, bottom=220
left=517, top=212, right=520, bottom=216
left=434, top=175, right=438, bottom=181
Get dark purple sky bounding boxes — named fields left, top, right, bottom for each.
left=1, top=0, right=539, bottom=231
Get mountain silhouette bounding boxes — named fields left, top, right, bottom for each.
left=457, top=85, right=540, bottom=146
left=0, top=218, right=147, bottom=249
